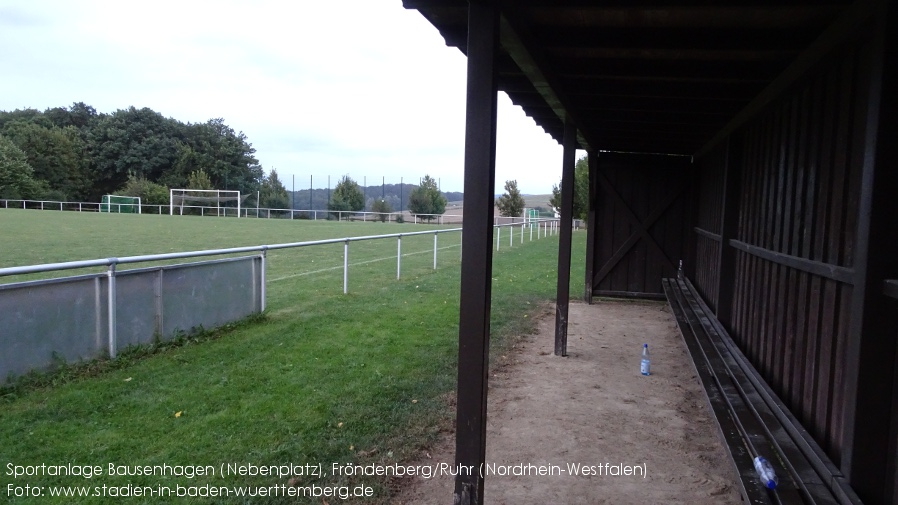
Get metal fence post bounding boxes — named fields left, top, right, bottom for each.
left=107, top=261, right=117, bottom=359
left=521, top=224, right=524, bottom=244
left=433, top=232, right=438, bottom=269
left=343, top=239, right=349, bottom=294
left=261, top=247, right=267, bottom=312
left=497, top=227, right=501, bottom=251
left=397, top=234, right=402, bottom=279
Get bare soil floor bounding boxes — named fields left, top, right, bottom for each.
left=392, top=299, right=742, bottom=505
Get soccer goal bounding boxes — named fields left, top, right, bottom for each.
left=101, top=195, right=141, bottom=214
left=170, top=189, right=244, bottom=217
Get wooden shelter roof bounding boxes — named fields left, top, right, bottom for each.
left=403, top=0, right=858, bottom=155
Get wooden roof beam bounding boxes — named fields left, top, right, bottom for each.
left=545, top=46, right=799, bottom=62
left=696, top=0, right=884, bottom=156
left=498, top=13, right=595, bottom=150
left=524, top=5, right=846, bottom=29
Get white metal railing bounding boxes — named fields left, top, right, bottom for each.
left=0, top=220, right=560, bottom=380
left=237, top=207, right=464, bottom=224
left=0, top=218, right=559, bottom=295
left=0, top=199, right=473, bottom=224
left=1, top=199, right=567, bottom=228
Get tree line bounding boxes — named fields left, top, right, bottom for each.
left=322, top=174, right=449, bottom=221
left=282, top=182, right=462, bottom=213
left=547, top=155, right=589, bottom=221
left=0, top=103, right=276, bottom=205
left=0, top=103, right=467, bottom=215
left=495, top=155, right=589, bottom=221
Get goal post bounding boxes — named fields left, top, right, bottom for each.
left=169, top=189, right=244, bottom=217
left=101, top=195, right=141, bottom=214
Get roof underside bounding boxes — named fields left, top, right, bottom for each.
left=403, top=0, right=856, bottom=155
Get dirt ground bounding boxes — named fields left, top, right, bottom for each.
left=392, top=299, right=742, bottom=505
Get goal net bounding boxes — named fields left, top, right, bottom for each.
left=101, top=195, right=141, bottom=214
left=170, top=189, right=246, bottom=217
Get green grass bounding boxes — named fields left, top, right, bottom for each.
left=0, top=209, right=585, bottom=504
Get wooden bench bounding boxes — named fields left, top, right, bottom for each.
left=662, top=278, right=863, bottom=505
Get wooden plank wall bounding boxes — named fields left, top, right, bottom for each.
left=591, top=153, right=693, bottom=298
left=697, top=37, right=872, bottom=469
left=693, top=146, right=726, bottom=312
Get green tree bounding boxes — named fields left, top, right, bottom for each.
left=370, top=198, right=392, bottom=222
left=407, top=175, right=447, bottom=221
left=166, top=144, right=211, bottom=189
left=328, top=175, right=365, bottom=214
left=496, top=179, right=525, bottom=217
left=0, top=135, right=48, bottom=199
left=87, top=107, right=180, bottom=192
left=0, top=108, right=50, bottom=131
left=187, top=169, right=213, bottom=190
left=549, top=155, right=589, bottom=220
left=161, top=119, right=262, bottom=193
left=115, top=176, right=169, bottom=205
left=259, top=168, right=289, bottom=210
left=2, top=121, right=92, bottom=200
left=0, top=103, right=265, bottom=202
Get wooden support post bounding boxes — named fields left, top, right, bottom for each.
left=454, top=3, right=499, bottom=505
left=584, top=151, right=598, bottom=303
left=843, top=4, right=898, bottom=503
left=554, top=117, right=576, bottom=357
left=715, top=136, right=743, bottom=329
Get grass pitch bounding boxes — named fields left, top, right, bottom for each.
left=0, top=209, right=584, bottom=504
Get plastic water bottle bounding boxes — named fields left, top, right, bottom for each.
left=640, top=344, right=651, bottom=376
left=753, top=456, right=778, bottom=490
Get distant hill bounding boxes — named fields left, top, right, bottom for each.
left=523, top=194, right=553, bottom=209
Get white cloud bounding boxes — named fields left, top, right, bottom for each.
left=0, top=0, right=564, bottom=194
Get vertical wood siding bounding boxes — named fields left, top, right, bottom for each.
left=706, top=39, right=871, bottom=466
left=693, top=146, right=727, bottom=311
left=591, top=153, right=693, bottom=297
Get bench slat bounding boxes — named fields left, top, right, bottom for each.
left=675, top=279, right=835, bottom=505
left=663, top=279, right=774, bottom=505
left=680, top=278, right=862, bottom=505
left=663, top=278, right=859, bottom=505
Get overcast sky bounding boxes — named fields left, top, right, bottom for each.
left=0, top=0, right=569, bottom=194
